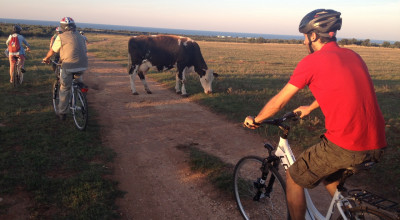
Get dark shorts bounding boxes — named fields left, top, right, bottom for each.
left=288, top=135, right=384, bottom=189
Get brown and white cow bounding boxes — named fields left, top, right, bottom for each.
left=127, top=35, right=218, bottom=96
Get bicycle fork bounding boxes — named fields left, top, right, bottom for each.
left=253, top=160, right=278, bottom=201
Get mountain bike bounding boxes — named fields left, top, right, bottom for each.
left=234, top=112, right=399, bottom=220
left=5, top=48, right=27, bottom=88
left=51, top=60, right=89, bottom=131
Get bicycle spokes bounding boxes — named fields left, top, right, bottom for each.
left=234, top=156, right=289, bottom=220
left=72, top=89, right=88, bottom=130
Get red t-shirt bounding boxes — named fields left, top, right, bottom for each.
left=289, top=42, right=386, bottom=151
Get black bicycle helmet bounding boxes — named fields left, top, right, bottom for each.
left=60, top=17, right=76, bottom=31
left=299, top=9, right=342, bottom=37
left=13, top=25, right=22, bottom=34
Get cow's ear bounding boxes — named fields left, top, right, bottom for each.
left=213, top=72, right=219, bottom=77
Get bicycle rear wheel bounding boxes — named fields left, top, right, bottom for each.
left=72, top=88, right=88, bottom=131
left=52, top=80, right=60, bottom=114
left=338, top=206, right=396, bottom=220
left=233, top=156, right=289, bottom=220
left=12, top=63, right=18, bottom=88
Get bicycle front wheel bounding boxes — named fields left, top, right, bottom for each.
left=52, top=81, right=60, bottom=114
left=338, top=206, right=396, bottom=220
left=233, top=156, right=289, bottom=220
left=72, top=88, right=88, bottom=131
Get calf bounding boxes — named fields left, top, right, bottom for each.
left=127, top=35, right=218, bottom=96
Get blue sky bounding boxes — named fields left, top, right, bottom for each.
left=1, top=0, right=399, bottom=41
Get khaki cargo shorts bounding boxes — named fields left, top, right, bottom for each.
left=288, top=135, right=384, bottom=189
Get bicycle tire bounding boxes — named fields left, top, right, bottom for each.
left=52, top=81, right=60, bottom=114
left=338, top=206, right=396, bottom=220
left=72, top=87, right=88, bottom=131
left=233, top=156, right=289, bottom=220
left=12, top=63, right=18, bottom=88
left=18, top=68, right=23, bottom=85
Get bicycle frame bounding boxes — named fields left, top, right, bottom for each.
left=275, top=136, right=350, bottom=220
left=52, top=60, right=78, bottom=106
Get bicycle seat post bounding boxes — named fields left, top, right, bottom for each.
left=337, top=169, right=354, bottom=192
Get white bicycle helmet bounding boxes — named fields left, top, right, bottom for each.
left=60, top=17, right=76, bottom=31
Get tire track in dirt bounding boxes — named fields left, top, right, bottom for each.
left=84, top=54, right=331, bottom=219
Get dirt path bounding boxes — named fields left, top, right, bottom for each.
left=84, top=54, right=331, bottom=219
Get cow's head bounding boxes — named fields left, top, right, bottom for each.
left=200, top=69, right=218, bottom=94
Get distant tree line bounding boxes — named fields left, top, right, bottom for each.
left=1, top=23, right=399, bottom=48
left=338, top=38, right=400, bottom=48
left=246, top=37, right=303, bottom=44
left=0, top=23, right=55, bottom=38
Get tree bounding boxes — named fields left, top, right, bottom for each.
left=382, top=41, right=391, bottom=48
left=338, top=38, right=350, bottom=45
left=361, top=39, right=371, bottom=47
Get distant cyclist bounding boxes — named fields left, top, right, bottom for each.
left=6, top=24, right=30, bottom=84
left=49, top=27, right=62, bottom=71
left=43, top=17, right=88, bottom=121
left=244, top=9, right=386, bottom=220
left=80, top=31, right=89, bottom=45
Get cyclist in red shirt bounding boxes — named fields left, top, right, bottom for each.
left=244, top=9, right=386, bottom=220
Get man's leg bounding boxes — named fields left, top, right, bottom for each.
left=323, top=180, right=340, bottom=197
left=9, top=56, right=15, bottom=83
left=58, top=69, right=72, bottom=117
left=286, top=170, right=306, bottom=220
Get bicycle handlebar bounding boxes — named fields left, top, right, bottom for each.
left=41, top=59, right=61, bottom=66
left=262, top=111, right=301, bottom=127
left=51, top=60, right=61, bottom=65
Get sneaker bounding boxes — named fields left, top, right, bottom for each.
left=21, top=68, right=26, bottom=73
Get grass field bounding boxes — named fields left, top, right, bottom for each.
left=0, top=37, right=123, bottom=218
left=1, top=33, right=399, bottom=217
left=87, top=33, right=400, bottom=200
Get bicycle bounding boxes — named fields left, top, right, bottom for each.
left=233, top=112, right=399, bottom=220
left=50, top=60, right=89, bottom=131
left=11, top=56, right=22, bottom=88
left=5, top=48, right=25, bottom=88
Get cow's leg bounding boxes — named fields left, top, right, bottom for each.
left=181, top=68, right=188, bottom=96
left=175, top=73, right=181, bottom=94
left=138, top=71, right=152, bottom=94
left=129, top=65, right=139, bottom=95
left=138, top=61, right=152, bottom=94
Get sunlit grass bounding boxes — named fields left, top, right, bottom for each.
left=85, top=33, right=400, bottom=200
left=33, top=33, right=400, bottom=200
left=0, top=36, right=123, bottom=218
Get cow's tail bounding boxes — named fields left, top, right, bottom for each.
left=128, top=52, right=133, bottom=75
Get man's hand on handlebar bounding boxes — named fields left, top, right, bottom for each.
left=243, top=116, right=261, bottom=129
left=42, top=57, right=50, bottom=64
left=293, top=106, right=312, bottom=118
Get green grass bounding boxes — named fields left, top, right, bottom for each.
left=176, top=143, right=234, bottom=194
left=88, top=33, right=400, bottom=200
left=2, top=33, right=398, bottom=217
left=0, top=37, right=123, bottom=218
